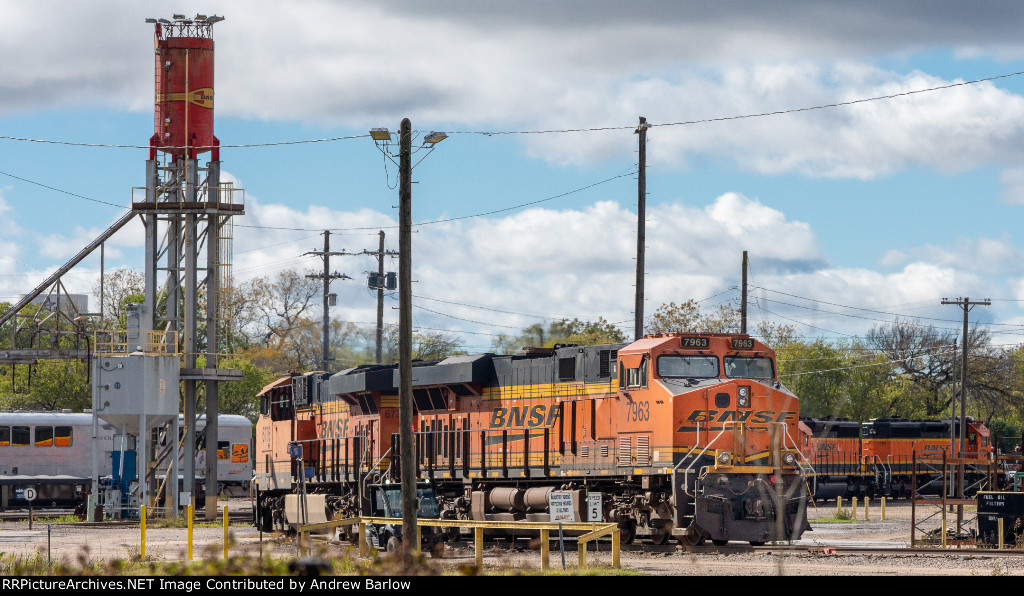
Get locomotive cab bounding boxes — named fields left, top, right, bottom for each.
left=616, top=333, right=811, bottom=546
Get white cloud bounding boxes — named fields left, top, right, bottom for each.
left=5, top=3, right=1024, bottom=180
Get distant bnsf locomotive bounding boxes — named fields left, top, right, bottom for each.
left=800, top=417, right=994, bottom=500
left=255, top=333, right=812, bottom=546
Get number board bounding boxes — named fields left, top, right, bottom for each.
left=548, top=491, right=576, bottom=522
left=680, top=337, right=710, bottom=348
left=731, top=338, right=755, bottom=350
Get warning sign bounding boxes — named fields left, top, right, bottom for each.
left=548, top=491, right=575, bottom=522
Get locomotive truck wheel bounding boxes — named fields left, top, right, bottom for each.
left=649, top=521, right=672, bottom=546
left=618, top=521, right=636, bottom=545
left=679, top=523, right=708, bottom=547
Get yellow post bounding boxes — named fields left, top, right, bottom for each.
left=881, top=497, right=886, bottom=521
left=187, top=504, right=194, bottom=560
left=852, top=496, right=858, bottom=519
left=415, top=524, right=422, bottom=556
left=578, top=536, right=587, bottom=568
left=140, top=505, right=146, bottom=561
left=835, top=496, right=842, bottom=516
left=358, top=521, right=368, bottom=557
left=612, top=528, right=620, bottom=568
left=999, top=518, right=1004, bottom=549
left=475, top=527, right=483, bottom=568
left=540, top=528, right=549, bottom=571
left=864, top=497, right=869, bottom=521
left=223, top=505, right=229, bottom=559
left=941, top=519, right=947, bottom=548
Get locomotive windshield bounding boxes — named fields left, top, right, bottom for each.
left=723, top=356, right=775, bottom=380
left=657, top=355, right=719, bottom=378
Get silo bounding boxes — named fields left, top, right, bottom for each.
left=150, top=15, right=223, bottom=157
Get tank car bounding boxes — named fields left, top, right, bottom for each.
left=255, top=333, right=812, bottom=546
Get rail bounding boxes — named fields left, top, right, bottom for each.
left=297, top=517, right=620, bottom=570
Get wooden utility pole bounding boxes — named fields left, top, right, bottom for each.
left=398, top=118, right=416, bottom=568
left=941, top=295, right=989, bottom=534
left=304, top=231, right=351, bottom=371
left=741, top=251, right=748, bottom=334
left=363, top=231, right=398, bottom=364
left=634, top=116, right=649, bottom=341
left=941, top=296, right=990, bottom=462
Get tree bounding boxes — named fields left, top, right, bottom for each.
left=92, top=268, right=145, bottom=329
left=491, top=317, right=626, bottom=354
left=646, top=300, right=740, bottom=334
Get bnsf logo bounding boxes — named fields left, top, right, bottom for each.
left=684, top=410, right=796, bottom=423
left=318, top=417, right=350, bottom=438
left=489, top=405, right=560, bottom=429
left=815, top=443, right=838, bottom=453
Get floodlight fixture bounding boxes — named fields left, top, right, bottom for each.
left=370, top=128, right=392, bottom=142
left=423, top=131, right=448, bottom=145
left=145, top=18, right=157, bottom=23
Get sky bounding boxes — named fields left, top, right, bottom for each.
left=4, top=1, right=1024, bottom=354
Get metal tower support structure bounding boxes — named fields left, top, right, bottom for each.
left=136, top=151, right=244, bottom=519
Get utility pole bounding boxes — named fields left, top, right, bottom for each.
left=741, top=251, right=748, bottom=335
left=634, top=116, right=649, bottom=341
left=941, top=296, right=989, bottom=532
left=304, top=230, right=351, bottom=371
left=363, top=231, right=398, bottom=364
left=398, top=118, right=416, bottom=569
left=941, top=297, right=990, bottom=460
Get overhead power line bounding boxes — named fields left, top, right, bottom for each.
left=2, top=70, right=1022, bottom=148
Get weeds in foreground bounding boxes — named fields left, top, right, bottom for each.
left=0, top=539, right=633, bottom=577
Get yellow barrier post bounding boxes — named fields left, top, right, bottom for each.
left=864, top=497, right=870, bottom=521
left=881, top=497, right=886, bottom=521
left=475, top=527, right=483, bottom=568
left=612, top=528, right=620, bottom=568
left=223, top=505, right=229, bottom=559
left=359, top=521, right=368, bottom=557
left=140, top=505, right=147, bottom=561
left=578, top=536, right=586, bottom=569
left=852, top=496, right=858, bottom=519
left=540, top=528, right=549, bottom=571
left=187, top=504, right=194, bottom=561
left=415, top=524, right=422, bottom=556
left=836, top=496, right=842, bottom=516
left=999, top=518, right=1004, bottom=549
left=941, top=519, right=947, bottom=548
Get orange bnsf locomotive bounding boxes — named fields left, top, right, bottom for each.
left=800, top=417, right=994, bottom=500
left=254, top=333, right=812, bottom=546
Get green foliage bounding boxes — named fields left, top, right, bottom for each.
left=491, top=317, right=625, bottom=354
left=645, top=300, right=739, bottom=335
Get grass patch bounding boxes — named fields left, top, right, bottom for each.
left=0, top=541, right=641, bottom=577
left=810, top=508, right=857, bottom=523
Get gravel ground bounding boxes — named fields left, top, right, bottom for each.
left=1, top=499, right=1022, bottom=575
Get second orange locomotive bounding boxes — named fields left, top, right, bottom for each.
left=255, top=332, right=812, bottom=546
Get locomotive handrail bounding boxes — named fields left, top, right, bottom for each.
left=676, top=424, right=733, bottom=498
left=361, top=446, right=392, bottom=504
left=781, top=424, right=817, bottom=497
